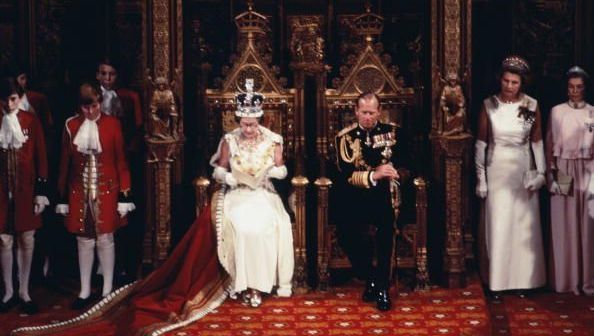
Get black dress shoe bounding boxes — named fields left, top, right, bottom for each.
left=375, top=289, right=392, bottom=311
left=362, top=280, right=377, bottom=302
left=21, top=300, right=39, bottom=315
left=0, top=297, right=18, bottom=313
left=71, top=296, right=93, bottom=310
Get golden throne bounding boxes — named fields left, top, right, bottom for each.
left=194, top=6, right=308, bottom=292
left=316, top=8, right=429, bottom=291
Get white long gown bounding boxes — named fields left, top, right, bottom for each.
left=211, top=126, right=294, bottom=297
left=483, top=95, right=546, bottom=291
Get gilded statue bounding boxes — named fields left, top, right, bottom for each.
left=439, top=72, right=466, bottom=136
left=148, top=76, right=179, bottom=140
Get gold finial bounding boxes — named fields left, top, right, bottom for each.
left=247, top=0, right=254, bottom=11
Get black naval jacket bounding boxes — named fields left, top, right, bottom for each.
left=334, top=121, right=409, bottom=219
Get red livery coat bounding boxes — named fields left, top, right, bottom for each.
left=0, top=110, right=48, bottom=233
left=115, top=88, right=142, bottom=153
left=57, top=113, right=131, bottom=235
left=26, top=90, right=53, bottom=132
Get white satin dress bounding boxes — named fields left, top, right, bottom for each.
left=483, top=95, right=546, bottom=291
left=211, top=126, right=294, bottom=297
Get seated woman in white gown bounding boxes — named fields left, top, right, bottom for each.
left=210, top=79, right=294, bottom=307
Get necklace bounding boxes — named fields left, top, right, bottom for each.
left=568, top=100, right=586, bottom=109
left=239, top=131, right=262, bottom=150
left=498, top=94, right=519, bottom=104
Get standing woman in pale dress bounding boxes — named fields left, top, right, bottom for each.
left=210, top=79, right=294, bottom=307
left=475, top=56, right=546, bottom=295
left=547, top=66, right=594, bottom=295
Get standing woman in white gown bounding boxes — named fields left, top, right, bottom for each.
left=547, top=66, right=594, bottom=295
left=475, top=56, right=546, bottom=295
left=210, top=79, right=294, bottom=308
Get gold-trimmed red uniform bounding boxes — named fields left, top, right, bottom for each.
left=57, top=113, right=131, bottom=235
left=0, top=110, right=48, bottom=233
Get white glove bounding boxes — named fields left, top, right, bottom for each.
left=588, top=199, right=594, bottom=218
left=34, top=196, right=50, bottom=215
left=525, top=174, right=546, bottom=191
left=268, top=165, right=288, bottom=179
left=475, top=140, right=488, bottom=198
left=213, top=166, right=237, bottom=187
left=117, top=203, right=136, bottom=218
left=527, top=141, right=546, bottom=191
left=549, top=180, right=561, bottom=195
left=225, top=173, right=238, bottom=187
left=55, top=204, right=69, bottom=216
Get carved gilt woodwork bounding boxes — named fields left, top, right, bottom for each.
left=144, top=0, right=184, bottom=267
left=197, top=4, right=308, bottom=292
left=430, top=0, right=472, bottom=288
left=319, top=6, right=428, bottom=290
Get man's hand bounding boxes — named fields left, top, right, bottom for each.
left=55, top=204, right=69, bottom=216
left=373, top=164, right=400, bottom=181
left=117, top=203, right=136, bottom=218
left=33, top=196, right=50, bottom=215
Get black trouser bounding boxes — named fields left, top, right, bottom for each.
left=336, top=198, right=395, bottom=289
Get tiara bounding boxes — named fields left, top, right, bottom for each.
left=567, top=65, right=589, bottom=79
left=501, top=55, right=530, bottom=74
left=235, top=78, right=264, bottom=118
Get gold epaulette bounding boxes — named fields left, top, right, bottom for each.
left=348, top=171, right=370, bottom=189
left=336, top=123, right=358, bottom=138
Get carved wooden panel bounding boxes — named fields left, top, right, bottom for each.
left=0, top=1, right=16, bottom=74
left=114, top=1, right=144, bottom=90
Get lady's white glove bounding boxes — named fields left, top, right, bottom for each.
left=526, top=141, right=546, bottom=191
left=268, top=165, right=287, bottom=179
left=213, top=166, right=237, bottom=187
left=475, top=140, right=488, bottom=198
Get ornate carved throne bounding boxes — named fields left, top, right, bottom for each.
left=194, top=5, right=308, bottom=292
left=316, top=7, right=429, bottom=290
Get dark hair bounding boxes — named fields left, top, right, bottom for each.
left=567, top=70, right=588, bottom=86
left=356, top=91, right=381, bottom=108
left=0, top=77, right=25, bottom=99
left=79, top=82, right=103, bottom=105
left=498, top=56, right=531, bottom=90
left=96, top=57, right=119, bottom=73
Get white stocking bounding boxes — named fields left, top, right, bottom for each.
left=76, top=236, right=96, bottom=299
left=0, top=234, right=13, bottom=303
left=16, top=230, right=35, bottom=302
left=96, top=233, right=115, bottom=297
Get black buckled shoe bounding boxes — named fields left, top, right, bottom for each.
left=21, top=300, right=39, bottom=315
left=362, top=280, right=377, bottom=302
left=375, top=289, right=392, bottom=311
left=71, top=296, right=93, bottom=310
left=0, top=297, right=18, bottom=313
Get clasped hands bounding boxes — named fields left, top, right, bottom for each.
left=373, top=164, right=400, bottom=181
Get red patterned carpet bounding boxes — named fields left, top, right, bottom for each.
left=487, top=291, right=594, bottom=335
left=1, top=276, right=594, bottom=335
